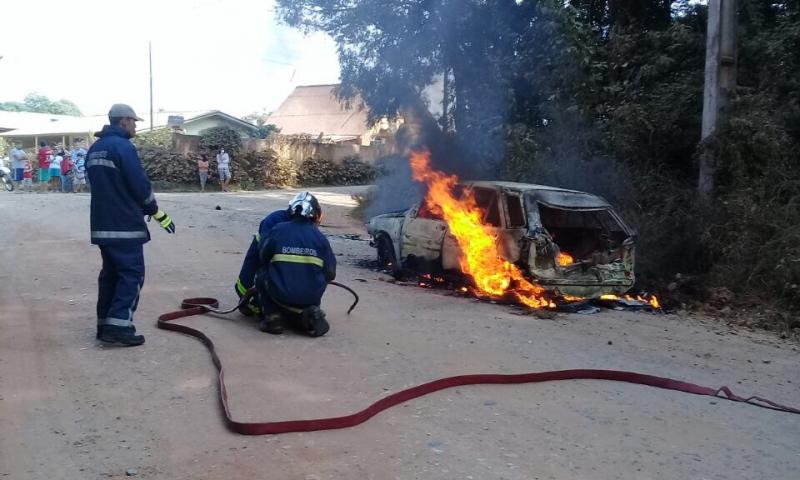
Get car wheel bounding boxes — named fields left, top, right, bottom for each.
left=376, top=234, right=400, bottom=277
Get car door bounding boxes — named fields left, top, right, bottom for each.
left=400, top=203, right=448, bottom=264
left=499, top=190, right=527, bottom=262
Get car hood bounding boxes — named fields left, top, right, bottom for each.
left=369, top=209, right=409, bottom=221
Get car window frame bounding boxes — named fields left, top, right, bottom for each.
left=471, top=186, right=503, bottom=228
left=416, top=201, right=444, bottom=221
left=503, top=191, right=527, bottom=229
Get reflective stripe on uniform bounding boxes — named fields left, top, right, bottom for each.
left=236, top=278, right=260, bottom=313
left=98, top=317, right=134, bottom=328
left=271, top=253, right=324, bottom=267
left=236, top=278, right=248, bottom=296
left=86, top=159, right=117, bottom=169
left=255, top=233, right=261, bottom=242
left=91, top=230, right=149, bottom=239
left=128, top=281, right=142, bottom=322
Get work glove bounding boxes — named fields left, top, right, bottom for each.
left=149, top=209, right=176, bottom=234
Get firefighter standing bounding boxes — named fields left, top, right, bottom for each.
left=254, top=192, right=336, bottom=337
left=88, top=104, right=175, bottom=346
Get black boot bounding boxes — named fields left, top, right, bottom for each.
left=97, top=325, right=145, bottom=346
left=259, top=313, right=285, bottom=334
left=301, top=306, right=329, bottom=337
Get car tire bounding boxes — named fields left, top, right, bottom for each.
left=376, top=234, right=400, bottom=278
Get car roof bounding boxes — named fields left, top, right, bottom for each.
left=464, top=181, right=612, bottom=209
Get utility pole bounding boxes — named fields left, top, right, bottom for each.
left=698, top=0, right=737, bottom=198
left=149, top=41, right=154, bottom=131
left=442, top=67, right=451, bottom=132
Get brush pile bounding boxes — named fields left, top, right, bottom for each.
left=140, top=146, right=199, bottom=184
left=139, top=146, right=376, bottom=188
left=298, top=156, right=376, bottom=186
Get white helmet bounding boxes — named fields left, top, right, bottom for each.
left=288, top=191, right=322, bottom=222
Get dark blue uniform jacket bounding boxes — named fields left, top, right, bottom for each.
left=235, top=209, right=291, bottom=296
left=258, top=218, right=336, bottom=307
left=87, top=125, right=158, bottom=245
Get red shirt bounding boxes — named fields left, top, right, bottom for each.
left=23, top=162, right=33, bottom=179
left=38, top=147, right=52, bottom=169
left=61, top=155, right=72, bottom=174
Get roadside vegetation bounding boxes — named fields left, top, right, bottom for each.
left=135, top=126, right=377, bottom=190
left=278, top=0, right=800, bottom=329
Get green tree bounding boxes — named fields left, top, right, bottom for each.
left=132, top=128, right=174, bottom=149
left=242, top=112, right=281, bottom=139
left=199, top=126, right=243, bottom=155
left=278, top=0, right=800, bottom=308
left=277, top=0, right=547, bottom=172
left=0, top=93, right=82, bottom=116
left=570, top=0, right=672, bottom=32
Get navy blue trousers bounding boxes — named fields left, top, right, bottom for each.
left=253, top=268, right=311, bottom=318
left=97, top=244, right=145, bottom=330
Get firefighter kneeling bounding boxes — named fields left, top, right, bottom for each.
left=254, top=192, right=336, bottom=337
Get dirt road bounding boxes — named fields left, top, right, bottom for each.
left=1, top=188, right=798, bottom=479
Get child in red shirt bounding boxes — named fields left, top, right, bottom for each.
left=37, top=142, right=52, bottom=191
left=22, top=160, right=33, bottom=191
left=60, top=153, right=74, bottom=192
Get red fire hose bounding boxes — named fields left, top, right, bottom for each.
left=157, top=294, right=799, bottom=435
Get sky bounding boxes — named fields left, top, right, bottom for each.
left=0, top=0, right=341, bottom=120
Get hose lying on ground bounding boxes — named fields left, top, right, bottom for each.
left=182, top=281, right=359, bottom=315
left=159, top=286, right=799, bottom=435
left=329, top=281, right=359, bottom=314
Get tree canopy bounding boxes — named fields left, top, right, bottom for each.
left=0, top=93, right=82, bottom=116
left=277, top=0, right=800, bottom=310
left=242, top=111, right=282, bottom=139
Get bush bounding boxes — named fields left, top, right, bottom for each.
left=199, top=126, right=242, bottom=156
left=139, top=145, right=199, bottom=184
left=265, top=152, right=298, bottom=186
left=297, top=156, right=335, bottom=185
left=335, top=156, right=377, bottom=185
left=133, top=128, right=173, bottom=149
left=235, top=150, right=297, bottom=187
left=298, top=155, right=376, bottom=186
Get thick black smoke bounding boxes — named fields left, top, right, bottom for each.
left=361, top=2, right=635, bottom=219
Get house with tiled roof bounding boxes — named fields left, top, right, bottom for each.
left=267, top=84, right=402, bottom=146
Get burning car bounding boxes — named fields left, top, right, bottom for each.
left=367, top=158, right=636, bottom=303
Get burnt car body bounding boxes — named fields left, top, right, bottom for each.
left=366, top=181, right=636, bottom=298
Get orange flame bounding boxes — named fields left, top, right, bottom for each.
left=648, top=295, right=661, bottom=309
left=410, top=150, right=554, bottom=309
left=556, top=252, right=574, bottom=266
left=600, top=294, right=661, bottom=309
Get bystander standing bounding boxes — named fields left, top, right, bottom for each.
left=49, top=149, right=63, bottom=191
left=22, top=159, right=33, bottom=191
left=37, top=142, right=52, bottom=192
left=61, top=148, right=74, bottom=192
left=216, top=148, right=231, bottom=192
left=197, top=155, right=209, bottom=192
left=9, top=142, right=27, bottom=187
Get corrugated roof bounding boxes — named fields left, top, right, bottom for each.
left=0, top=111, right=107, bottom=136
left=183, top=110, right=259, bottom=133
left=136, top=110, right=213, bottom=131
left=267, top=84, right=370, bottom=137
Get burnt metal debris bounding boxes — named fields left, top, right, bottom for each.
left=368, top=263, right=661, bottom=314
